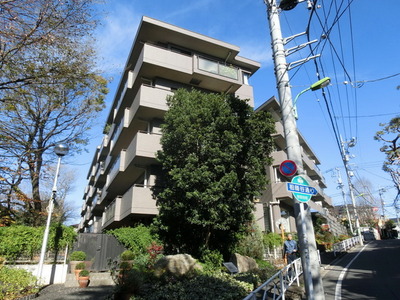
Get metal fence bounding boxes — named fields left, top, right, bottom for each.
left=332, top=236, right=361, bottom=257
left=73, top=233, right=126, bottom=271
left=243, top=257, right=303, bottom=300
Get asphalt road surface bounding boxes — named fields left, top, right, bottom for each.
left=322, top=239, right=400, bottom=300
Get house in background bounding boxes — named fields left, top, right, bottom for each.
left=78, top=16, right=262, bottom=233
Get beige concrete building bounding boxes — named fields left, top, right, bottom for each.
left=78, top=16, right=261, bottom=233
left=78, top=16, right=343, bottom=236
left=256, top=97, right=345, bottom=236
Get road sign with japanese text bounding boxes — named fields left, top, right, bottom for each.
left=286, top=175, right=318, bottom=202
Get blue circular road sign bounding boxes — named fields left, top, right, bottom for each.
left=279, top=160, right=297, bottom=177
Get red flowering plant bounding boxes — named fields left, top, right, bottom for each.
left=147, top=241, right=163, bottom=269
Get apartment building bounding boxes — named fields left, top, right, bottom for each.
left=256, top=97, right=346, bottom=236
left=78, top=16, right=262, bottom=233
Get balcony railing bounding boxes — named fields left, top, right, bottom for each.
left=198, top=56, right=238, bottom=80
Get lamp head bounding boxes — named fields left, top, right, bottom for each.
left=279, top=0, right=298, bottom=10
left=310, top=77, right=331, bottom=91
left=348, top=137, right=356, bottom=148
left=54, top=143, right=69, bottom=157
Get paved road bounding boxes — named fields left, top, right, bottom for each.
left=322, top=239, right=400, bottom=300
left=35, top=284, right=114, bottom=300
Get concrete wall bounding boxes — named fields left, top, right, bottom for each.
left=14, top=264, right=68, bottom=285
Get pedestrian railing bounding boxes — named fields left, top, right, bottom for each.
left=332, top=236, right=361, bottom=257
left=243, top=257, right=302, bottom=300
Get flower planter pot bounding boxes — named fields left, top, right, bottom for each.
left=74, top=269, right=82, bottom=279
left=78, top=276, right=90, bottom=288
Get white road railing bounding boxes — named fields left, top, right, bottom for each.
left=243, top=257, right=302, bottom=300
left=333, top=236, right=361, bottom=257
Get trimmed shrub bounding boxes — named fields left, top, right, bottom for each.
left=139, top=272, right=252, bottom=300
left=78, top=269, right=90, bottom=277
left=70, top=251, right=86, bottom=261
left=0, top=225, right=76, bottom=261
left=0, top=266, right=39, bottom=300
left=120, top=250, right=135, bottom=261
left=75, top=262, right=86, bottom=270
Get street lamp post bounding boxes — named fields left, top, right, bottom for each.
left=36, top=143, right=69, bottom=284
left=293, top=77, right=331, bottom=119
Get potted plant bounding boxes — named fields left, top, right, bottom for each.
left=69, top=251, right=86, bottom=275
left=74, top=262, right=86, bottom=279
left=78, top=269, right=90, bottom=288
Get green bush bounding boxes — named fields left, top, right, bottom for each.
left=0, top=225, right=76, bottom=260
left=234, top=226, right=265, bottom=260
left=137, top=272, right=252, bottom=300
left=262, top=232, right=282, bottom=249
left=75, top=262, right=86, bottom=270
left=200, top=249, right=223, bottom=272
left=107, top=225, right=159, bottom=257
left=78, top=269, right=90, bottom=277
left=120, top=250, right=135, bottom=261
left=0, top=266, right=39, bottom=300
left=70, top=251, right=86, bottom=261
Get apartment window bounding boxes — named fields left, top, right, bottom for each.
left=198, top=56, right=238, bottom=80
left=242, top=72, right=250, bottom=85
left=273, top=166, right=287, bottom=183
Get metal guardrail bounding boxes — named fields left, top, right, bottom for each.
left=243, top=257, right=303, bottom=300
left=332, top=236, right=361, bottom=257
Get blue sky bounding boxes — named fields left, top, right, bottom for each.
left=65, top=0, right=400, bottom=224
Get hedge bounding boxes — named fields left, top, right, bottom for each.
left=0, top=224, right=77, bottom=261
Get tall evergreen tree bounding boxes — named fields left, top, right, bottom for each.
left=153, top=89, right=275, bottom=258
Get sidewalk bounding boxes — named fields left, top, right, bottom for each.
left=34, top=284, right=115, bottom=300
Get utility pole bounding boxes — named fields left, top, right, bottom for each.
left=340, top=136, right=363, bottom=245
left=378, top=187, right=386, bottom=221
left=336, top=168, right=354, bottom=234
left=264, top=1, right=325, bottom=299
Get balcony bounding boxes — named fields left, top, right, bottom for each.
left=102, top=197, right=121, bottom=229
left=126, top=84, right=171, bottom=123
left=127, top=43, right=244, bottom=95
left=98, top=135, right=110, bottom=160
left=93, top=161, right=106, bottom=188
left=124, top=131, right=161, bottom=168
left=119, top=185, right=158, bottom=219
left=197, top=56, right=238, bottom=80
left=84, top=205, right=92, bottom=224
left=102, top=186, right=157, bottom=230
left=110, top=85, right=171, bottom=154
left=103, top=132, right=161, bottom=196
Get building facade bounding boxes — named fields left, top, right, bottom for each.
left=78, top=16, right=261, bottom=233
left=78, top=16, right=344, bottom=236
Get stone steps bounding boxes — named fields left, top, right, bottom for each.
left=64, top=272, right=115, bottom=287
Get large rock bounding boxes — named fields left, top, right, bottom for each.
left=230, top=253, right=258, bottom=273
left=154, top=254, right=202, bottom=277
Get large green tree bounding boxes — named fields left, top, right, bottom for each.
left=374, top=116, right=400, bottom=198
left=153, top=89, right=276, bottom=258
left=0, top=0, right=108, bottom=226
